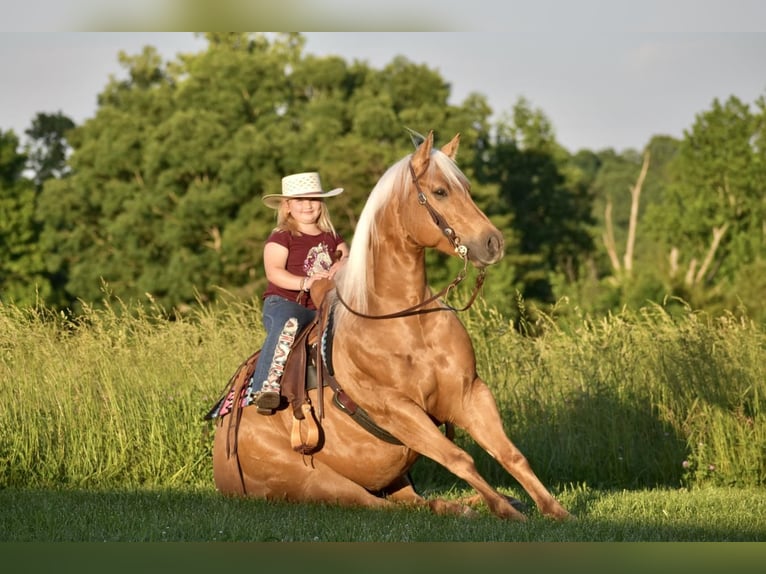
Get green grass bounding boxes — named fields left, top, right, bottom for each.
left=1, top=485, right=764, bottom=541
left=1, top=294, right=764, bottom=541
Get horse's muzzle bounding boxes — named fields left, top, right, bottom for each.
left=469, top=230, right=504, bottom=267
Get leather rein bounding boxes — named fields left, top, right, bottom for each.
left=335, top=161, right=486, bottom=320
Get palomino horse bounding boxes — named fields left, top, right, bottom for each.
left=212, top=131, right=571, bottom=521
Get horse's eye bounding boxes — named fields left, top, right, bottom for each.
left=432, top=187, right=448, bottom=198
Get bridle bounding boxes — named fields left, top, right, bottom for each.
left=335, top=160, right=487, bottom=320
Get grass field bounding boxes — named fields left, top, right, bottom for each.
left=1, top=295, right=764, bottom=542
left=1, top=484, right=764, bottom=542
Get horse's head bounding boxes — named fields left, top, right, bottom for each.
left=338, top=130, right=505, bottom=314
left=405, top=131, right=504, bottom=267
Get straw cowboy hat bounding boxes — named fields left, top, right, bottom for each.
left=262, top=172, right=344, bottom=209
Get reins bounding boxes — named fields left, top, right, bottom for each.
left=335, top=161, right=486, bottom=320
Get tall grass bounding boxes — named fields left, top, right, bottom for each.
left=0, top=293, right=262, bottom=489
left=461, top=299, right=765, bottom=490
left=0, top=294, right=764, bottom=492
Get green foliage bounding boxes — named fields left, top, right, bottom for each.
left=23, top=111, right=76, bottom=189
left=456, top=300, right=765, bottom=490
left=0, top=294, right=246, bottom=490
left=645, top=96, right=766, bottom=297
left=0, top=129, right=52, bottom=306
left=2, top=296, right=765, bottom=541
left=29, top=33, right=497, bottom=313
left=4, top=33, right=766, bottom=325
left=479, top=98, right=596, bottom=310
left=1, top=298, right=763, bottom=493
left=560, top=110, right=766, bottom=326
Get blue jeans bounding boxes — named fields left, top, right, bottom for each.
left=251, top=295, right=316, bottom=390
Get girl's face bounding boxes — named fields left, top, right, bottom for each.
left=287, top=198, right=323, bottom=224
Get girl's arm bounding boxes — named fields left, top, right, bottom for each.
left=263, top=242, right=304, bottom=291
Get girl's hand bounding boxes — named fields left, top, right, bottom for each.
left=328, top=258, right=347, bottom=279
left=306, top=270, right=330, bottom=289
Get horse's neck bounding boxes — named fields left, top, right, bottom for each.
left=369, top=242, right=430, bottom=309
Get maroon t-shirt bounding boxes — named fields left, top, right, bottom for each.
left=262, top=229, right=344, bottom=310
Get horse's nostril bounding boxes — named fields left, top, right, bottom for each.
left=487, top=233, right=503, bottom=257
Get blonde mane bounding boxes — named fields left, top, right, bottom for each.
left=334, top=148, right=468, bottom=319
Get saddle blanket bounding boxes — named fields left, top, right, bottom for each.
left=205, top=318, right=300, bottom=420
left=205, top=377, right=258, bottom=420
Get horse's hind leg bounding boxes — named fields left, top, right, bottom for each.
left=455, top=492, right=528, bottom=514
left=237, top=451, right=398, bottom=510
left=214, top=411, right=400, bottom=509
left=382, top=474, right=479, bottom=517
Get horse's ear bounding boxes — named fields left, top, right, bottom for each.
left=441, top=133, right=460, bottom=160
left=411, top=130, right=434, bottom=174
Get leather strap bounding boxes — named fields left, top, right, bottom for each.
left=291, top=403, right=320, bottom=453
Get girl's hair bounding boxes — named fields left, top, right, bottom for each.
left=274, top=199, right=338, bottom=236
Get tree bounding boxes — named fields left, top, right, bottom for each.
left=24, top=112, right=76, bottom=190
left=479, top=98, right=595, bottom=314
left=554, top=135, right=683, bottom=317
left=33, top=33, right=496, bottom=313
left=602, top=148, right=650, bottom=277
left=0, top=129, right=51, bottom=305
left=643, top=95, right=766, bottom=317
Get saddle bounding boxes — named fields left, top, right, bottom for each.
left=281, top=279, right=404, bottom=453
left=205, top=279, right=404, bottom=456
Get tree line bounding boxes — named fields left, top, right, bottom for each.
left=2, top=32, right=765, bottom=325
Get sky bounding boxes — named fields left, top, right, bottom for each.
left=2, top=2, right=766, bottom=153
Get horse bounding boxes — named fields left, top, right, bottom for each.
left=212, top=130, right=571, bottom=521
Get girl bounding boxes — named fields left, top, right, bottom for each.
left=250, top=172, right=348, bottom=410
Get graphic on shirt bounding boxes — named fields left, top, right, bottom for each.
left=304, top=242, right=332, bottom=277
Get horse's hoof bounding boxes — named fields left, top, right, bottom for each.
left=508, top=496, right=529, bottom=514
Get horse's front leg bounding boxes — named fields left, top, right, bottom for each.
left=455, top=378, right=572, bottom=520
left=374, top=402, right=529, bottom=520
